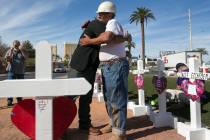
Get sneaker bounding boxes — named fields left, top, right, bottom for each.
left=79, top=125, right=101, bottom=136
left=100, top=124, right=112, bottom=134
left=7, top=100, right=13, bottom=107
left=109, top=134, right=127, bottom=140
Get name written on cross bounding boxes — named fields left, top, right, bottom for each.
left=177, top=72, right=210, bottom=80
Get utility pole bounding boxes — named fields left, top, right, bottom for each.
left=189, top=9, right=193, bottom=51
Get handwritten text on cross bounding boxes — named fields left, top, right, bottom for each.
left=177, top=72, right=210, bottom=81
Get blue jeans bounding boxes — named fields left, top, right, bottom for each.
left=7, top=72, right=24, bottom=102
left=101, top=59, right=129, bottom=136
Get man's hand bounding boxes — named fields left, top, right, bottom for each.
left=81, top=20, right=90, bottom=29
left=80, top=32, right=114, bottom=46
left=80, top=34, right=91, bottom=46
left=19, top=45, right=24, bottom=51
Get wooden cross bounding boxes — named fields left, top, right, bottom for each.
left=177, top=57, right=210, bottom=140
left=177, top=58, right=210, bottom=128
left=0, top=41, right=91, bottom=140
left=157, top=59, right=166, bottom=113
left=149, top=59, right=176, bottom=128
left=136, top=59, right=145, bottom=106
left=132, top=59, right=147, bottom=106
left=127, top=59, right=149, bottom=117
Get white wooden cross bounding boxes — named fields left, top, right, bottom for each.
left=200, top=63, right=209, bottom=73
left=177, top=57, right=210, bottom=140
left=127, top=59, right=149, bottom=116
left=0, top=41, right=91, bottom=140
left=149, top=59, right=176, bottom=128
left=136, top=59, right=146, bottom=106
left=92, top=69, right=104, bottom=102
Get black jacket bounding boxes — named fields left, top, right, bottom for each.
left=70, top=19, right=106, bottom=72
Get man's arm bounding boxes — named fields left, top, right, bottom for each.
left=80, top=31, right=131, bottom=46
left=80, top=31, right=114, bottom=46
left=112, top=33, right=132, bottom=44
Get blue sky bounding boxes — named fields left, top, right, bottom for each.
left=0, top=0, right=210, bottom=62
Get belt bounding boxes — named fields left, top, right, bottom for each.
left=101, top=57, right=126, bottom=65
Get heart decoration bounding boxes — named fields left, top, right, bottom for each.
left=180, top=79, right=205, bottom=101
left=11, top=97, right=77, bottom=140
left=134, top=74, right=144, bottom=89
left=152, top=75, right=167, bottom=94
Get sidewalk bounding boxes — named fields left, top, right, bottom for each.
left=0, top=98, right=185, bottom=140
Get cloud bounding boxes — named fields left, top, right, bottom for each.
left=0, top=0, right=73, bottom=31
left=193, top=2, right=210, bottom=15
left=0, top=0, right=19, bottom=17
left=0, top=0, right=78, bottom=49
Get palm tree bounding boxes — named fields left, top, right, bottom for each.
left=64, top=54, right=70, bottom=60
left=56, top=55, right=62, bottom=61
left=64, top=54, right=70, bottom=67
left=130, top=7, right=155, bottom=68
left=193, top=48, right=208, bottom=55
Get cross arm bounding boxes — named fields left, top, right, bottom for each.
left=0, top=78, right=91, bottom=97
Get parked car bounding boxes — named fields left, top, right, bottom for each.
left=53, top=63, right=66, bottom=73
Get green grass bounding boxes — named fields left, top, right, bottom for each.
left=128, top=73, right=210, bottom=127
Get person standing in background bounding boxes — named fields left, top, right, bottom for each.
left=5, top=40, right=27, bottom=106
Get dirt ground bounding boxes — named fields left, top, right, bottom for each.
left=0, top=98, right=185, bottom=140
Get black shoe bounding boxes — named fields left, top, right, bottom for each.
left=79, top=126, right=101, bottom=136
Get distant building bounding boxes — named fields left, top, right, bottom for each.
left=51, top=44, right=57, bottom=62
left=161, top=51, right=202, bottom=69
left=145, top=57, right=157, bottom=66
left=64, top=42, right=77, bottom=61
left=160, top=51, right=176, bottom=57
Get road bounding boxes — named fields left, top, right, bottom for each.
left=0, top=72, right=68, bottom=81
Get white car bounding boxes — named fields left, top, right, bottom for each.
left=53, top=65, right=66, bottom=73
